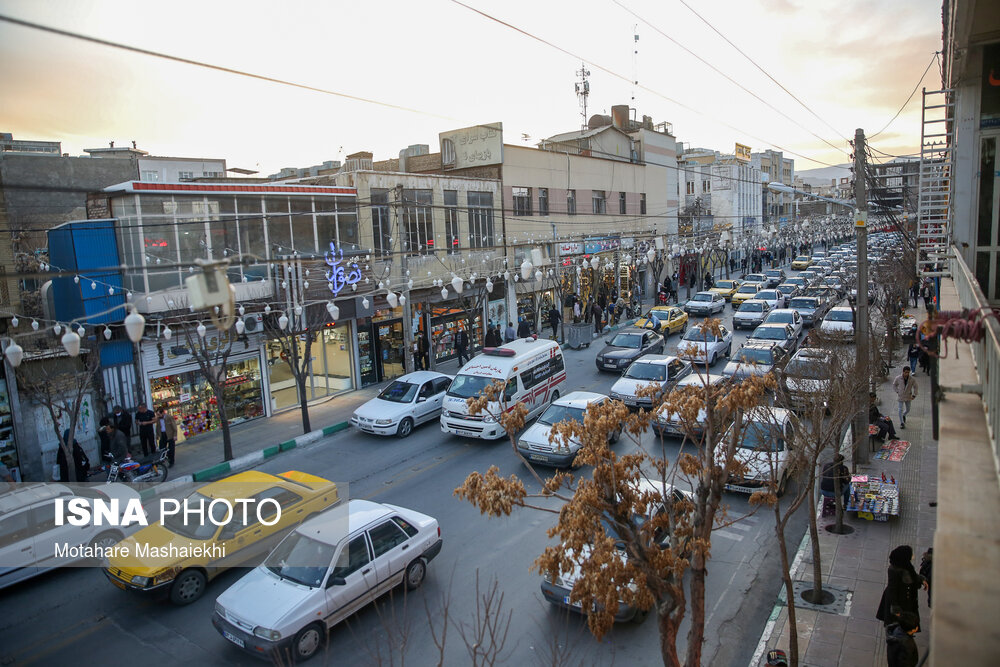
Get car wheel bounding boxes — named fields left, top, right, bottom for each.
left=397, top=417, right=414, bottom=438
left=292, top=622, right=326, bottom=661
left=169, top=569, right=206, bottom=605
left=550, top=390, right=560, bottom=405
left=725, top=344, right=732, bottom=358
left=90, top=530, right=123, bottom=551
left=631, top=608, right=649, bottom=624
left=709, top=352, right=716, bottom=366
left=404, top=559, right=426, bottom=590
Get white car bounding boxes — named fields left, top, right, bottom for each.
left=213, top=500, right=442, bottom=662
left=733, top=299, right=771, bottom=330
left=818, top=306, right=856, bottom=341
left=516, top=391, right=619, bottom=467
left=753, top=289, right=785, bottom=311
left=610, top=356, right=692, bottom=409
left=763, top=308, right=804, bottom=340
left=676, top=323, right=733, bottom=366
left=747, top=323, right=798, bottom=355
left=0, top=483, right=143, bottom=590
left=684, top=291, right=726, bottom=316
left=721, top=407, right=796, bottom=496
left=351, top=371, right=453, bottom=437
left=780, top=348, right=833, bottom=411
left=655, top=373, right=731, bottom=440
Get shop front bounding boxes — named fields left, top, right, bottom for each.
left=143, top=332, right=268, bottom=444
left=429, top=305, right=483, bottom=363
left=358, top=307, right=405, bottom=386
left=0, top=364, right=22, bottom=481
left=265, top=321, right=356, bottom=410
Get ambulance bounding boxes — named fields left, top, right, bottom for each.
left=440, top=337, right=567, bottom=440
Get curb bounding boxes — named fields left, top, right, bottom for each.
left=138, top=420, right=351, bottom=499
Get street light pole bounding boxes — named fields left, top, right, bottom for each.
left=853, top=128, right=870, bottom=465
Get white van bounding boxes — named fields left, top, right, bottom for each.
left=440, top=337, right=567, bottom=439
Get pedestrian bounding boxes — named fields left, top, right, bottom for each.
left=98, top=417, right=111, bottom=459
left=454, top=324, right=470, bottom=364
left=504, top=321, right=517, bottom=343
left=919, top=547, right=933, bottom=607
left=134, top=403, right=156, bottom=457
left=419, top=330, right=430, bottom=369
left=907, top=342, right=921, bottom=374
left=572, top=297, right=581, bottom=323
left=820, top=453, right=850, bottom=507
left=548, top=305, right=562, bottom=340
left=111, top=405, right=132, bottom=450
left=891, top=367, right=918, bottom=429
left=607, top=301, right=616, bottom=326
left=484, top=324, right=500, bottom=348
left=876, top=545, right=927, bottom=629
left=155, top=406, right=177, bottom=466
left=704, top=272, right=713, bottom=290
left=870, top=392, right=898, bottom=440
left=615, top=294, right=626, bottom=322
left=102, top=421, right=129, bottom=463
left=885, top=612, right=920, bottom=667
left=910, top=282, right=919, bottom=309
left=591, top=301, right=604, bottom=335
left=920, top=282, right=933, bottom=313
left=57, top=429, right=90, bottom=482
left=517, top=317, right=531, bottom=338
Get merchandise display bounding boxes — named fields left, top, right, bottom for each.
left=846, top=474, right=900, bottom=521
left=873, top=439, right=911, bottom=461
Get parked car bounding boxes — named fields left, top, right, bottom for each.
left=654, top=373, right=732, bottom=439
left=684, top=291, right=727, bottom=316
left=818, top=306, right=856, bottom=341
left=779, top=348, right=833, bottom=411
left=351, top=371, right=454, bottom=437
left=746, top=323, right=798, bottom=355
left=610, top=356, right=692, bottom=409
left=788, top=296, right=827, bottom=326
left=516, top=392, right=620, bottom=467
left=213, top=500, right=442, bottom=661
left=721, top=407, right=796, bottom=496
left=763, top=308, right=804, bottom=340
left=596, top=328, right=665, bottom=372
left=105, top=471, right=340, bottom=604
left=731, top=282, right=764, bottom=307
left=721, top=342, right=788, bottom=380
left=676, top=322, right=734, bottom=366
left=709, top=279, right=741, bottom=301
left=763, top=268, right=786, bottom=287
left=732, top=299, right=771, bottom=329
left=634, top=306, right=688, bottom=336
left=753, top=289, right=786, bottom=310
left=791, top=256, right=813, bottom=270
left=848, top=282, right=877, bottom=305
left=0, top=483, right=143, bottom=591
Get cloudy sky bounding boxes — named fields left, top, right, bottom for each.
left=0, top=0, right=942, bottom=175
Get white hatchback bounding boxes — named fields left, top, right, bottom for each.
left=351, top=371, right=453, bottom=437
left=213, top=500, right=442, bottom=662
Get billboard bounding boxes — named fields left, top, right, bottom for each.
left=735, top=143, right=752, bottom=162
left=440, top=123, right=503, bottom=169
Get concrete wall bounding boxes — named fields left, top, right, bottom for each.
left=137, top=157, right=226, bottom=182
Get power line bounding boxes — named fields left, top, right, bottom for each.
left=869, top=52, right=939, bottom=139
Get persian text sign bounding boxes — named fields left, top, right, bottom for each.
left=735, top=143, right=752, bottom=162
left=440, top=123, right=503, bottom=169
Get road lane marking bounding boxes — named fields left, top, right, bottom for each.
left=714, top=529, right=744, bottom=541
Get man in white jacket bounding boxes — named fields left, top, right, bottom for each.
left=892, top=367, right=919, bottom=429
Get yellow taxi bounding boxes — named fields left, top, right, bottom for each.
left=791, top=256, right=813, bottom=271
left=730, top=282, right=765, bottom=307
left=634, top=305, right=688, bottom=336
left=710, top=279, right=741, bottom=301
left=104, top=470, right=339, bottom=605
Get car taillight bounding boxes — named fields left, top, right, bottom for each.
left=437, top=526, right=441, bottom=537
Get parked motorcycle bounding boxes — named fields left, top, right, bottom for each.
left=96, top=450, right=169, bottom=483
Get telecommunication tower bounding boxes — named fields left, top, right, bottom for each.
left=575, top=63, right=590, bottom=132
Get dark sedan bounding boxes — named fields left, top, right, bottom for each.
left=595, top=327, right=665, bottom=372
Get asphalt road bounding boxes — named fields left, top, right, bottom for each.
left=0, top=287, right=814, bottom=667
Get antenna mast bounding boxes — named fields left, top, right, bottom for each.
left=575, top=63, right=591, bottom=132
left=632, top=25, right=639, bottom=104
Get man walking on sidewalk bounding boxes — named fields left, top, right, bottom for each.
left=892, top=367, right=918, bottom=429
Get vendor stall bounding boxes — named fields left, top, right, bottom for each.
left=846, top=474, right=900, bottom=521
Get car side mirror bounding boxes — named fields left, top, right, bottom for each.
left=605, top=339, right=613, bottom=345
left=327, top=576, right=346, bottom=588
left=417, top=396, right=427, bottom=403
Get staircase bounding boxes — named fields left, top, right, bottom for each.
left=916, top=87, right=954, bottom=278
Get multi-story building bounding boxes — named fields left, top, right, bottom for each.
left=679, top=146, right=763, bottom=243
left=0, top=132, right=61, bottom=156
left=755, top=149, right=795, bottom=228
left=84, top=143, right=228, bottom=182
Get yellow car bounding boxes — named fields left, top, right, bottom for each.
left=635, top=306, right=688, bottom=336
left=710, top=279, right=741, bottom=301
left=105, top=470, right=339, bottom=604
left=791, top=256, right=813, bottom=271
left=730, top=282, right=764, bottom=307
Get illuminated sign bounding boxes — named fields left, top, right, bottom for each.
left=325, top=242, right=361, bottom=296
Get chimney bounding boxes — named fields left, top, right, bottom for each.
left=611, top=105, right=630, bottom=130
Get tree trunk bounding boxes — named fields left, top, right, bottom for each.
left=216, top=390, right=233, bottom=461
left=657, top=607, right=683, bottom=667
left=685, top=556, right=707, bottom=667
left=774, top=505, right=800, bottom=666
left=298, top=374, right=312, bottom=434
left=808, top=471, right=823, bottom=599
left=834, top=458, right=846, bottom=533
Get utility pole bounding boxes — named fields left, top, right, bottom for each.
left=853, top=128, right=870, bottom=465
left=394, top=185, right=415, bottom=374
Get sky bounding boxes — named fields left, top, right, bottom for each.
left=0, top=0, right=943, bottom=176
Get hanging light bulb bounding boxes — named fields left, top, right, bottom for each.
left=451, top=275, right=464, bottom=294
left=294, top=304, right=303, bottom=316
left=514, top=275, right=520, bottom=282
left=76, top=325, right=85, bottom=337
left=61, top=331, right=81, bottom=357
left=303, top=280, right=309, bottom=289
left=163, top=326, right=172, bottom=340
left=521, top=258, right=533, bottom=280
left=126, top=291, right=133, bottom=301
left=351, top=283, right=357, bottom=291
left=10, top=316, right=17, bottom=328
left=378, top=281, right=385, bottom=290
left=74, top=276, right=80, bottom=284
left=535, top=270, right=542, bottom=282
left=264, top=304, right=272, bottom=314
left=503, top=271, right=510, bottom=281
left=361, top=297, right=369, bottom=310
left=327, top=302, right=339, bottom=319
left=238, top=305, right=246, bottom=317
left=146, top=296, right=153, bottom=304
left=278, top=314, right=288, bottom=330
left=124, top=308, right=145, bottom=342
left=53, top=323, right=62, bottom=336
left=196, top=322, right=207, bottom=338
left=441, top=287, right=448, bottom=299
left=399, top=296, right=406, bottom=306
left=407, top=279, right=413, bottom=290
left=108, top=287, right=115, bottom=296
left=647, top=248, right=656, bottom=263
left=31, top=320, right=39, bottom=331
left=485, top=279, right=494, bottom=293
left=90, top=281, right=97, bottom=290
left=386, top=291, right=398, bottom=308
left=4, top=341, right=24, bottom=367
left=235, top=319, right=246, bottom=334
left=103, top=326, right=112, bottom=340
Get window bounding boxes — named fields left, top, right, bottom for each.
left=619, top=192, right=627, bottom=214
left=567, top=189, right=577, bottom=215
left=468, top=191, right=494, bottom=249
left=538, top=188, right=549, bottom=216
left=177, top=171, right=194, bottom=180
left=392, top=516, right=419, bottom=538
left=403, top=188, right=433, bottom=255
left=444, top=190, right=460, bottom=254
left=640, top=193, right=647, bottom=215
left=702, top=181, right=711, bottom=193
left=686, top=182, right=695, bottom=195
left=592, top=190, right=606, bottom=214
left=203, top=171, right=224, bottom=178
left=512, top=187, right=532, bottom=216
left=368, top=521, right=409, bottom=557
left=433, top=377, right=452, bottom=394
left=520, top=354, right=565, bottom=390
left=331, top=535, right=371, bottom=579
left=254, top=486, right=304, bottom=522
left=141, top=170, right=159, bottom=182
left=371, top=189, right=392, bottom=257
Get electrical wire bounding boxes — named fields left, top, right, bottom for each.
left=869, top=53, right=940, bottom=140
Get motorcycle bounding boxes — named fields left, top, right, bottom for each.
left=100, top=450, right=169, bottom=483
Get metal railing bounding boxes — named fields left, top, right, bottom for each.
left=949, top=246, right=1000, bottom=480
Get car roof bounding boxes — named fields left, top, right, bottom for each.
left=793, top=347, right=832, bottom=361
left=0, top=483, right=72, bottom=515
left=675, top=373, right=728, bottom=388
left=738, top=282, right=762, bottom=290
left=614, top=326, right=651, bottom=335
left=630, top=354, right=679, bottom=366
left=741, top=340, right=781, bottom=350
left=199, top=471, right=312, bottom=500
left=765, top=269, right=783, bottom=273
left=296, top=499, right=394, bottom=545
left=396, top=370, right=452, bottom=383
left=767, top=308, right=799, bottom=317
left=739, top=299, right=767, bottom=307
left=692, top=291, right=715, bottom=297
left=755, top=289, right=778, bottom=295
left=828, top=306, right=854, bottom=312
left=554, top=391, right=609, bottom=408
left=753, top=323, right=789, bottom=331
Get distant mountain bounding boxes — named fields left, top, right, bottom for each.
left=796, top=164, right=852, bottom=187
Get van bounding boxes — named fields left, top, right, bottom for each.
left=440, top=337, right=566, bottom=439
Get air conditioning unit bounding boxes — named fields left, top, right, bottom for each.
left=242, top=313, right=263, bottom=332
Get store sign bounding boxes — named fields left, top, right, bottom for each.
left=440, top=122, right=503, bottom=169
left=143, top=332, right=263, bottom=370
left=559, top=242, right=583, bottom=255
left=583, top=237, right=621, bottom=254
left=325, top=242, right=361, bottom=297
left=735, top=142, right=752, bottom=162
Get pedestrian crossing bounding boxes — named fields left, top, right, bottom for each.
left=714, top=514, right=761, bottom=542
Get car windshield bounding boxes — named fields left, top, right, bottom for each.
left=766, top=312, right=794, bottom=324
left=624, top=363, right=666, bottom=381
left=751, top=328, right=787, bottom=340
left=787, top=278, right=805, bottom=285
left=739, top=302, right=763, bottom=312
left=738, top=423, right=786, bottom=452
left=378, top=381, right=418, bottom=403
left=683, top=328, right=717, bottom=342
left=738, top=286, right=757, bottom=294
left=265, top=532, right=337, bottom=588
left=692, top=294, right=712, bottom=302
left=643, top=310, right=668, bottom=321
left=609, top=333, right=642, bottom=349
left=766, top=271, right=781, bottom=277
left=447, top=374, right=493, bottom=398
left=827, top=310, right=854, bottom=322
left=538, top=404, right=587, bottom=426
left=789, top=298, right=815, bottom=309
left=716, top=281, right=736, bottom=289
left=757, top=291, right=777, bottom=299
left=734, top=348, right=774, bottom=364
left=785, top=359, right=830, bottom=379
left=795, top=256, right=810, bottom=262
left=162, top=492, right=224, bottom=540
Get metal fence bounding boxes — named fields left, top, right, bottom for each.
left=949, top=246, right=1000, bottom=481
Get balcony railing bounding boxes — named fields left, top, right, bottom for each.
left=949, top=245, right=1000, bottom=479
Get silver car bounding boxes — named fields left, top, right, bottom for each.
left=516, top=391, right=619, bottom=467
left=733, top=299, right=771, bottom=330
left=721, top=342, right=788, bottom=380
left=684, top=291, right=726, bottom=316
left=610, top=356, right=693, bottom=409
left=746, top=323, right=798, bottom=355
left=763, top=308, right=804, bottom=340
left=351, top=371, right=454, bottom=437
left=677, top=323, right=733, bottom=366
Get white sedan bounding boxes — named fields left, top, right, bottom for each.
left=763, top=308, right=804, bottom=340
left=684, top=291, right=726, bottom=316
left=676, top=323, right=733, bottom=366
left=516, top=391, right=619, bottom=467
left=818, top=306, right=856, bottom=341
left=350, top=371, right=453, bottom=437
left=213, top=500, right=442, bottom=662
left=753, top=289, right=786, bottom=311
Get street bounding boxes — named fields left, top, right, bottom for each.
left=0, top=288, right=811, bottom=667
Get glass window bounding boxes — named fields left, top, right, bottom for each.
left=403, top=189, right=433, bottom=256
left=378, top=381, right=418, bottom=403
left=640, top=193, right=647, bottom=215
left=393, top=516, right=419, bottom=538
left=371, top=189, right=392, bottom=258
left=624, top=363, right=666, bottom=381
left=619, top=191, right=627, bottom=214
left=468, top=191, right=494, bottom=249
left=265, top=532, right=338, bottom=588
left=444, top=190, right=460, bottom=254
left=266, top=198, right=292, bottom=255
left=538, top=188, right=549, bottom=216
left=330, top=535, right=371, bottom=579
left=290, top=198, right=316, bottom=254
left=368, top=521, right=409, bottom=557
left=592, top=190, right=606, bottom=214
left=512, top=187, right=531, bottom=216
left=567, top=189, right=576, bottom=215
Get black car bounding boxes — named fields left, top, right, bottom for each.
left=596, top=327, right=665, bottom=372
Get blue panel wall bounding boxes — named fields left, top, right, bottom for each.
left=48, top=220, right=126, bottom=325
left=99, top=340, right=134, bottom=367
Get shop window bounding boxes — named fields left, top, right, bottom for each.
left=468, top=191, right=494, bottom=249
left=237, top=198, right=268, bottom=280
left=512, top=187, right=532, bottom=216
left=619, top=191, right=627, bottom=214
left=403, top=189, right=434, bottom=255
left=371, top=189, right=392, bottom=258
left=290, top=198, right=316, bottom=254
left=592, top=190, right=606, bottom=215
left=444, top=190, right=460, bottom=254
left=567, top=189, right=577, bottom=215
left=538, top=188, right=549, bottom=216
left=266, top=198, right=293, bottom=254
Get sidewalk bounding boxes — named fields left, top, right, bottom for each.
left=752, top=305, right=937, bottom=667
